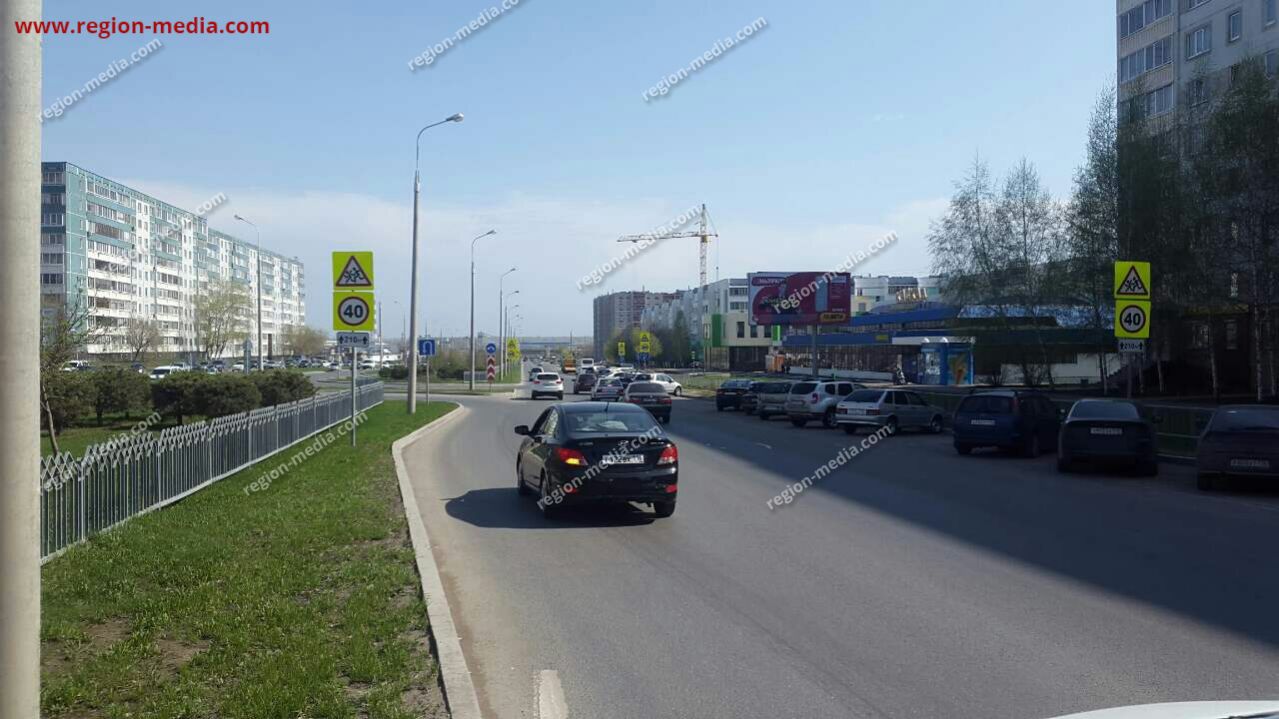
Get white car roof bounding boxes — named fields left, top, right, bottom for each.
left=1047, top=702, right=1279, bottom=719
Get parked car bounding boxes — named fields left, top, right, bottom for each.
left=129, top=362, right=146, bottom=374
left=739, top=382, right=772, bottom=415
left=574, top=371, right=598, bottom=395
left=835, top=388, right=945, bottom=436
left=754, top=382, right=794, bottom=420
left=61, top=360, right=91, bottom=372
left=715, top=379, right=753, bottom=410
left=514, top=402, right=679, bottom=518
left=149, top=365, right=180, bottom=380
left=531, top=373, right=565, bottom=400
left=591, top=378, right=625, bottom=401
left=1195, top=405, right=1279, bottom=491
left=623, top=381, right=673, bottom=424
left=1056, top=399, right=1158, bottom=475
left=784, top=380, right=864, bottom=428
left=952, top=390, right=1062, bottom=457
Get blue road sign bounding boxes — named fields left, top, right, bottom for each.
left=485, top=342, right=498, bottom=355
left=418, top=338, right=437, bottom=357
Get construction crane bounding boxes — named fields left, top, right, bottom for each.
left=617, top=203, right=718, bottom=288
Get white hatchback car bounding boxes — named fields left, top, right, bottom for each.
left=634, top=372, right=683, bottom=396
left=530, top=372, right=565, bottom=400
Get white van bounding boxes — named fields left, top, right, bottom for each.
left=149, top=365, right=181, bottom=380
left=580, top=358, right=596, bottom=372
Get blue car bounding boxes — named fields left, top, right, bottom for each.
left=952, top=390, right=1063, bottom=457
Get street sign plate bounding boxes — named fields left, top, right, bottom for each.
left=333, top=251, right=375, bottom=290
left=506, top=338, right=520, bottom=360
left=617, top=341, right=626, bottom=357
left=337, top=332, right=371, bottom=349
left=333, top=291, right=375, bottom=332
left=1114, top=261, right=1151, bottom=300
left=1117, top=338, right=1146, bottom=354
left=486, top=342, right=498, bottom=355
left=418, top=338, right=436, bottom=357
left=1115, top=300, right=1151, bottom=339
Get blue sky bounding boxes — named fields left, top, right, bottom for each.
left=39, top=0, right=1116, bottom=338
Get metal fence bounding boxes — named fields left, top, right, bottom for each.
left=912, top=389, right=1212, bottom=459
left=38, top=381, right=384, bottom=562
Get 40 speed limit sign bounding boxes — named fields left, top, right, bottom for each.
left=333, top=292, right=375, bottom=332
left=1114, top=300, right=1150, bottom=339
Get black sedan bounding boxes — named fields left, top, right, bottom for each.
left=1196, top=405, right=1279, bottom=491
left=623, top=381, right=673, bottom=424
left=715, top=379, right=752, bottom=411
left=1056, top=399, right=1158, bottom=475
left=514, top=402, right=679, bottom=518
left=739, top=382, right=771, bottom=415
left=574, top=371, right=597, bottom=395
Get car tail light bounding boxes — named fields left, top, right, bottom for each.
left=562, top=483, right=578, bottom=494
left=555, top=447, right=589, bottom=466
left=663, top=484, right=678, bottom=493
left=865, top=409, right=879, bottom=416
left=659, top=396, right=672, bottom=404
left=533, top=380, right=540, bottom=385
left=657, top=444, right=678, bottom=465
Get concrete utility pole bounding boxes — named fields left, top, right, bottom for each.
left=408, top=113, right=463, bottom=414
left=1, top=0, right=44, bottom=714
left=233, top=215, right=263, bottom=370
left=468, top=230, right=496, bottom=390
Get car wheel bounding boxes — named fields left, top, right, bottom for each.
left=538, top=474, right=563, bottom=519
left=1137, top=460, right=1159, bottom=477
left=1056, top=455, right=1073, bottom=473
left=673, top=388, right=682, bottom=397
left=884, top=417, right=899, bottom=437
left=744, top=406, right=755, bottom=416
left=516, top=461, right=532, bottom=496
left=557, top=392, right=564, bottom=400
left=1197, top=472, right=1221, bottom=491
left=822, top=408, right=837, bottom=429
left=758, top=411, right=769, bottom=420
left=955, top=443, right=973, bottom=455
left=929, top=415, right=944, bottom=434
left=842, top=424, right=858, bottom=435
left=791, top=418, right=807, bottom=428
left=716, top=404, right=724, bottom=412
left=660, top=415, right=670, bottom=425
left=1023, top=435, right=1041, bottom=458
left=653, top=500, right=676, bottom=518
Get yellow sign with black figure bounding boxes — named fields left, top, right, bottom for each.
left=1114, top=261, right=1151, bottom=300
left=333, top=291, right=375, bottom=332
left=1115, top=300, right=1151, bottom=339
left=333, top=251, right=375, bottom=291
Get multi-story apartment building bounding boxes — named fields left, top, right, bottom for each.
left=592, top=290, right=676, bottom=358
left=40, top=162, right=306, bottom=359
left=1117, top=0, right=1278, bottom=121
left=852, top=275, right=945, bottom=313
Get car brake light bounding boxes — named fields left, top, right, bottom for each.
left=663, top=484, right=678, bottom=493
left=555, top=447, right=589, bottom=466
left=659, top=396, right=672, bottom=404
left=657, top=445, right=678, bottom=465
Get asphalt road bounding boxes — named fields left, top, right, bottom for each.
left=401, top=389, right=1279, bottom=719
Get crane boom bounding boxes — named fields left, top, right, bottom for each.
left=615, top=204, right=718, bottom=287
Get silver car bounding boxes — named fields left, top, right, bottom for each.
left=784, top=380, right=865, bottom=428
left=835, top=388, right=945, bottom=436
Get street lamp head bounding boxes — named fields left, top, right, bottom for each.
left=485, top=229, right=497, bottom=237
left=447, top=113, right=464, bottom=123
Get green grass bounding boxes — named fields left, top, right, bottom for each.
left=41, top=400, right=455, bottom=719
left=42, top=414, right=176, bottom=458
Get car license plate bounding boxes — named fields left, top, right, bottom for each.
left=970, top=419, right=996, bottom=426
left=1090, top=427, right=1123, bottom=436
left=1230, top=458, right=1271, bottom=470
left=610, top=454, right=645, bottom=465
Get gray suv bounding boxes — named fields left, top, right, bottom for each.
left=785, top=380, right=865, bottom=428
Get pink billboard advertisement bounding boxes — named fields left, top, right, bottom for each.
left=747, top=272, right=852, bottom=325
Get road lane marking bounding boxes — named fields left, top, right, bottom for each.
left=536, top=669, right=569, bottom=719
left=756, top=442, right=773, bottom=449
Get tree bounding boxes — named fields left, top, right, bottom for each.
left=40, top=302, right=102, bottom=454
left=151, top=371, right=207, bottom=425
left=90, top=367, right=151, bottom=425
left=193, top=374, right=261, bottom=418
left=282, top=324, right=327, bottom=357
left=194, top=278, right=252, bottom=360
left=123, top=316, right=162, bottom=364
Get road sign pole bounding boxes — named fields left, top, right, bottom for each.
left=0, top=2, right=43, bottom=712
left=351, top=348, right=358, bottom=447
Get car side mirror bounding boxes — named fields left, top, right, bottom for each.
left=514, top=425, right=530, bottom=436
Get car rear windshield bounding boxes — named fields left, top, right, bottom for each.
left=1070, top=401, right=1139, bottom=420
left=629, top=382, right=664, bottom=393
left=564, top=410, right=658, bottom=434
left=536, top=374, right=559, bottom=380
left=790, top=382, right=818, bottom=394
left=958, top=395, right=1014, bottom=414
left=846, top=389, right=884, bottom=403
left=1212, top=408, right=1279, bottom=431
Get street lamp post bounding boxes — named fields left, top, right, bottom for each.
left=233, top=214, right=263, bottom=371
left=408, top=112, right=464, bottom=414
left=498, top=267, right=516, bottom=379
left=468, top=230, right=497, bottom=390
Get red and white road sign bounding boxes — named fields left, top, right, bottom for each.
left=486, top=355, right=496, bottom=381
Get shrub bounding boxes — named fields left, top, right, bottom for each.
left=41, top=370, right=94, bottom=434
left=250, top=369, right=316, bottom=407
left=90, top=367, right=151, bottom=424
left=193, top=374, right=261, bottom=418
left=379, top=365, right=409, bottom=380
left=151, top=371, right=207, bottom=425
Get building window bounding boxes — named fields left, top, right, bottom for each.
left=1266, top=50, right=1278, bottom=76
left=1189, top=77, right=1209, bottom=105
left=1228, top=10, right=1242, bottom=42
left=41, top=170, right=65, bottom=184
left=41, top=273, right=64, bottom=285
left=1119, top=0, right=1173, bottom=39
left=1186, top=24, right=1212, bottom=59
left=1119, top=36, right=1174, bottom=82
left=1188, top=0, right=1211, bottom=8
left=1267, top=0, right=1277, bottom=25
left=1226, top=320, right=1239, bottom=350
left=41, top=212, right=64, bottom=226
left=736, top=321, right=745, bottom=338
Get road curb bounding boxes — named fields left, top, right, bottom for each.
left=391, top=403, right=484, bottom=719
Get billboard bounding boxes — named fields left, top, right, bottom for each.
left=748, top=272, right=852, bottom=325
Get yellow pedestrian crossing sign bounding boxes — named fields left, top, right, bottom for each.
left=1114, top=261, right=1150, bottom=300
left=617, top=341, right=626, bottom=357
left=505, top=338, right=521, bottom=360
left=333, top=251, right=375, bottom=291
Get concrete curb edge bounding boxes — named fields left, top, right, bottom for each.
left=391, top=403, right=483, bottom=719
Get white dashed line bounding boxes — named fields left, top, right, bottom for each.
left=536, top=669, right=569, bottom=719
